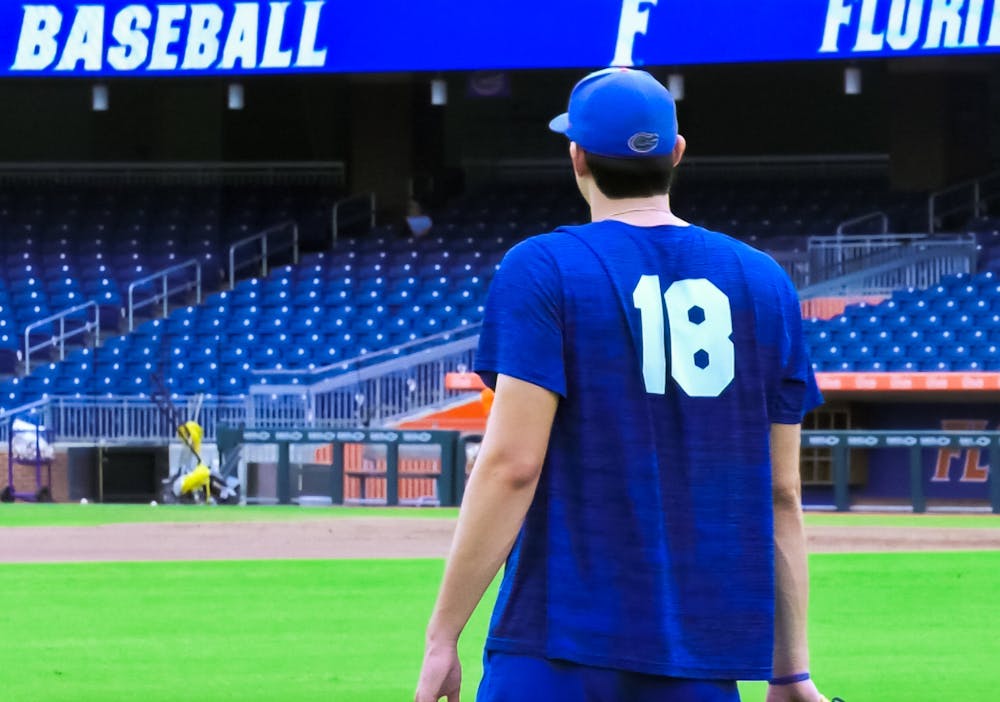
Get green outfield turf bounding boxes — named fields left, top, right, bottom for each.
left=0, top=551, right=997, bottom=702
left=2, top=502, right=997, bottom=528
left=0, top=503, right=460, bottom=527
left=803, top=512, right=1000, bottom=528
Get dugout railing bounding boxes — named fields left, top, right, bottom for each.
left=248, top=325, right=482, bottom=428
left=214, top=428, right=999, bottom=513
left=217, top=425, right=461, bottom=506
left=803, top=430, right=1000, bottom=514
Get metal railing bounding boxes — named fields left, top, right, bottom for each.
left=229, top=221, right=300, bottom=290
left=799, top=239, right=977, bottom=298
left=1, top=396, right=248, bottom=444
left=804, top=232, right=974, bottom=284
left=0, top=399, right=51, bottom=445
left=127, top=260, right=201, bottom=332
left=331, top=193, right=376, bottom=245
left=249, top=327, right=481, bottom=429
left=928, top=169, right=1000, bottom=233
left=23, top=302, right=100, bottom=374
left=836, top=211, right=889, bottom=236
left=802, top=430, right=1000, bottom=514
left=771, top=250, right=811, bottom=288
left=1, top=328, right=484, bottom=440
left=252, top=323, right=482, bottom=383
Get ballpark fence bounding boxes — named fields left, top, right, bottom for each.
left=215, top=427, right=997, bottom=513
left=217, top=426, right=464, bottom=507
left=803, top=430, right=1000, bottom=514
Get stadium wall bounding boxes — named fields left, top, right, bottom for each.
left=0, top=450, right=69, bottom=502
left=0, top=76, right=352, bottom=161
left=812, top=401, right=999, bottom=507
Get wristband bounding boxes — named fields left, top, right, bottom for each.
left=769, top=672, right=810, bottom=686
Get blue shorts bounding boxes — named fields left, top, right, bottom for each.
left=476, top=652, right=741, bottom=702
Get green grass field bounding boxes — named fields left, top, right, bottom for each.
left=0, top=506, right=998, bottom=701
left=0, top=503, right=460, bottom=527
left=2, top=503, right=997, bottom=529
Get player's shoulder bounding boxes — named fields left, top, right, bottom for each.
left=499, top=227, right=586, bottom=269
left=493, top=230, right=573, bottom=291
left=696, top=224, right=783, bottom=266
left=696, top=224, right=796, bottom=288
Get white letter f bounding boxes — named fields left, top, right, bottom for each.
left=612, top=0, right=658, bottom=67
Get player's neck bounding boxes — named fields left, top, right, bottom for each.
left=589, top=193, right=688, bottom=228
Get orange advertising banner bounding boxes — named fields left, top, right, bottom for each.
left=447, top=372, right=1000, bottom=393
left=817, top=372, right=1000, bottom=392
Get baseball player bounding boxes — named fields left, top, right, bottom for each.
left=415, top=69, right=830, bottom=702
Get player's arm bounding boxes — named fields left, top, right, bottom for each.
left=426, top=373, right=557, bottom=642
left=768, top=422, right=823, bottom=702
left=415, top=373, right=558, bottom=702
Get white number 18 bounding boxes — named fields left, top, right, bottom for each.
left=632, top=276, right=735, bottom=397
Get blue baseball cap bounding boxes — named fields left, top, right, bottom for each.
left=549, top=68, right=678, bottom=159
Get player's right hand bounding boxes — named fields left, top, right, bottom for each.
left=765, top=679, right=825, bottom=702
left=414, top=640, right=462, bottom=702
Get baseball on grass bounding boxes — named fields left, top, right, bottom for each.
left=79, top=498, right=88, bottom=505
left=150, top=500, right=158, bottom=507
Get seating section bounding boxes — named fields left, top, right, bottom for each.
left=674, top=177, right=926, bottom=244
left=443, top=177, right=927, bottom=252
left=807, top=271, right=1000, bottom=372
left=0, top=185, right=337, bottom=374
left=0, top=231, right=505, bottom=407
left=0, top=176, right=993, bottom=411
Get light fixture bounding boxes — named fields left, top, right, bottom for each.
left=667, top=73, right=685, bottom=101
left=431, top=78, right=448, bottom=106
left=92, top=84, right=109, bottom=111
left=844, top=66, right=862, bottom=95
left=228, top=83, right=245, bottom=110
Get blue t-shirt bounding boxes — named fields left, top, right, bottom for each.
left=475, top=221, right=822, bottom=681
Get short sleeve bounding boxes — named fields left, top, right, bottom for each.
left=769, top=274, right=823, bottom=424
left=475, top=238, right=567, bottom=397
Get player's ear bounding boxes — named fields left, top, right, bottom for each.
left=671, top=134, right=687, bottom=168
left=570, top=143, right=590, bottom=178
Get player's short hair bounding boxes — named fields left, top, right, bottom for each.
left=584, top=152, right=675, bottom=200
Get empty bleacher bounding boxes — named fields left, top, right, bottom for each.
left=0, top=168, right=996, bottom=415
left=807, top=271, right=1000, bottom=372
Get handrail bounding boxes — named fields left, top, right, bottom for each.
left=228, top=221, right=300, bottom=290
left=247, top=332, right=481, bottom=428
left=0, top=398, right=49, bottom=419
left=836, top=211, right=889, bottom=236
left=251, top=323, right=483, bottom=378
left=331, top=193, right=376, bottom=246
left=804, top=232, right=972, bottom=285
left=798, top=242, right=977, bottom=299
left=928, top=169, right=1000, bottom=233
left=23, top=302, right=100, bottom=374
left=1, top=395, right=247, bottom=444
left=808, top=234, right=975, bottom=279
left=127, top=259, right=201, bottom=331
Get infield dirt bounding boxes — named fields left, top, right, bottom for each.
left=2, top=517, right=997, bottom=563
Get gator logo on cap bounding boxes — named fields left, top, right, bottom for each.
left=628, top=132, right=660, bottom=154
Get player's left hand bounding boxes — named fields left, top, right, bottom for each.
left=415, top=640, right=462, bottom=702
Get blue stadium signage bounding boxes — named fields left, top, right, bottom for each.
left=2, top=1, right=1000, bottom=77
